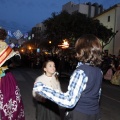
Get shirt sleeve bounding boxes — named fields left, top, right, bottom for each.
left=33, top=69, right=88, bottom=108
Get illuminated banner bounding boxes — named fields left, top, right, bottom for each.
left=7, top=30, right=13, bottom=37
left=24, top=33, right=28, bottom=38
left=13, top=30, right=23, bottom=39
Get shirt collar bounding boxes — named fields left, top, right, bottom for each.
left=76, top=62, right=90, bottom=68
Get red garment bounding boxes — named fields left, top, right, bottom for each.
left=0, top=72, right=25, bottom=120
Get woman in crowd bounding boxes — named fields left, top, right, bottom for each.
left=0, top=27, right=25, bottom=120
left=111, top=64, right=120, bottom=86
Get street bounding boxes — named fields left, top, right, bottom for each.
left=11, top=67, right=120, bottom=120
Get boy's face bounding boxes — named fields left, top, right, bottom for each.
left=44, top=61, right=56, bottom=76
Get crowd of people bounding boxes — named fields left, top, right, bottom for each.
left=102, top=53, right=120, bottom=86
left=0, top=27, right=120, bottom=120
left=20, top=48, right=120, bottom=86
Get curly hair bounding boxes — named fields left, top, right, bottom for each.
left=0, top=28, right=7, bottom=40
left=75, top=34, right=102, bottom=66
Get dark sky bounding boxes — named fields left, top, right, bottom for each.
left=0, top=0, right=119, bottom=33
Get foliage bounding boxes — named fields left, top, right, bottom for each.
left=43, top=11, right=115, bottom=49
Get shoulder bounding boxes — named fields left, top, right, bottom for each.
left=0, top=40, right=7, bottom=44
left=52, top=75, right=58, bottom=82
left=0, top=41, right=7, bottom=46
left=0, top=41, right=8, bottom=51
left=35, top=74, right=45, bottom=82
left=74, top=67, right=85, bottom=74
left=70, top=68, right=85, bottom=79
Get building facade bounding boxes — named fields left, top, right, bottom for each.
left=31, top=1, right=104, bottom=43
left=94, top=4, right=120, bottom=55
left=62, top=1, right=104, bottom=18
left=31, top=1, right=120, bottom=55
left=31, top=23, right=46, bottom=40
left=62, top=1, right=120, bottom=56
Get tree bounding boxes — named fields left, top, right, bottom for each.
left=100, top=30, right=118, bottom=49
left=43, top=11, right=114, bottom=49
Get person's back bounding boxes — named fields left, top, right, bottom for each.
left=75, top=64, right=102, bottom=114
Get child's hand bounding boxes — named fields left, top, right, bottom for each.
left=39, top=96, right=46, bottom=103
left=36, top=94, right=46, bottom=103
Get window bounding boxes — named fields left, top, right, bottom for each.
left=108, top=16, right=110, bottom=22
left=71, top=4, right=74, bottom=7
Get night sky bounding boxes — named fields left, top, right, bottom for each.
left=0, top=0, right=119, bottom=33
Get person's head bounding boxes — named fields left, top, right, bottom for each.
left=0, top=28, right=7, bottom=40
left=75, top=34, right=102, bottom=66
left=42, top=60, right=56, bottom=76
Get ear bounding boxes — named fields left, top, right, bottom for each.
left=44, top=68, right=46, bottom=72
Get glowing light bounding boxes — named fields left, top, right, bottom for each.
left=21, top=49, right=24, bottom=52
left=28, top=46, right=32, bottom=50
left=49, top=41, right=52, bottom=44
left=45, top=52, right=48, bottom=54
left=58, top=39, right=69, bottom=49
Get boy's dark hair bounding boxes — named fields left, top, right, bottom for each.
left=75, top=34, right=102, bottom=66
left=0, top=28, right=7, bottom=40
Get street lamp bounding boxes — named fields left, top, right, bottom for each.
left=21, top=49, right=24, bottom=53
left=28, top=46, right=32, bottom=50
left=49, top=40, right=52, bottom=44
left=28, top=46, right=32, bottom=53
